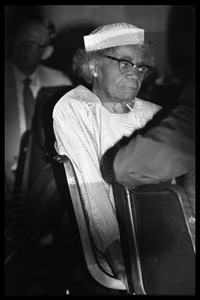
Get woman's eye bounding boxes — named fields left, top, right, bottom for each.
left=121, top=61, right=130, bottom=68
left=140, top=66, right=148, bottom=73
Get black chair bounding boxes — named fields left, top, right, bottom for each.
left=113, top=183, right=195, bottom=295
left=58, top=155, right=195, bottom=295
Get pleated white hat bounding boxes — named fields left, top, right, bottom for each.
left=84, top=22, right=144, bottom=52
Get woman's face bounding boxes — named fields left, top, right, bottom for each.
left=92, top=45, right=148, bottom=112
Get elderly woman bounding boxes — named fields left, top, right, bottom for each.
left=53, top=22, right=161, bottom=288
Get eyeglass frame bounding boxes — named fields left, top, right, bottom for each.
left=103, top=55, right=154, bottom=77
left=13, top=36, right=49, bottom=51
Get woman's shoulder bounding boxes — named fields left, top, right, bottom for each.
left=53, top=85, right=85, bottom=108
left=134, top=97, right=162, bottom=113
left=53, top=85, right=98, bottom=118
left=56, top=85, right=98, bottom=106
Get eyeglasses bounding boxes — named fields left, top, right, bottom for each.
left=104, top=55, right=154, bottom=77
left=13, top=36, right=48, bottom=51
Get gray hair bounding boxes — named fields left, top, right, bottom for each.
left=72, top=43, right=155, bottom=85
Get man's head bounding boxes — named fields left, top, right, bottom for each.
left=11, top=14, right=56, bottom=76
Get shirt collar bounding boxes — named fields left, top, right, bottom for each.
left=12, top=64, right=40, bottom=87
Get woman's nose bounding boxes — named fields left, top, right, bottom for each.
left=126, top=67, right=143, bottom=81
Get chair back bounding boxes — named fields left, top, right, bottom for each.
left=60, top=155, right=126, bottom=291
left=114, top=183, right=195, bottom=295
left=58, top=153, right=195, bottom=295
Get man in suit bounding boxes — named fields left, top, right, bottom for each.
left=5, top=13, right=73, bottom=248
left=5, top=13, right=72, bottom=198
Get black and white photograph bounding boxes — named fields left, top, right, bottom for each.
left=5, top=5, right=195, bottom=296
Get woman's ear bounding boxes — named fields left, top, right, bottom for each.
left=89, top=61, right=98, bottom=77
left=40, top=45, right=54, bottom=60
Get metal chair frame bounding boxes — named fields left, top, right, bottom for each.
left=60, top=154, right=126, bottom=291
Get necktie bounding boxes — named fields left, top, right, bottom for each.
left=23, top=77, right=35, bottom=130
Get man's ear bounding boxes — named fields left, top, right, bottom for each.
left=41, top=45, right=54, bottom=60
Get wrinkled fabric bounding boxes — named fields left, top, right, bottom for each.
left=53, top=85, right=161, bottom=254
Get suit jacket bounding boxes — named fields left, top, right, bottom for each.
left=5, top=60, right=72, bottom=190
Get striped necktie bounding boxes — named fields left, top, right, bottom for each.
left=23, top=77, right=34, bottom=130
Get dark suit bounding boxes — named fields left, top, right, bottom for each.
left=13, top=86, right=73, bottom=240
left=5, top=60, right=72, bottom=196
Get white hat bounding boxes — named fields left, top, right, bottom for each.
left=84, top=22, right=144, bottom=52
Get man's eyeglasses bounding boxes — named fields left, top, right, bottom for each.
left=13, top=36, right=48, bottom=51
left=104, top=55, right=154, bottom=77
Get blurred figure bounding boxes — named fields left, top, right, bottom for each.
left=5, top=13, right=73, bottom=251
left=5, top=12, right=72, bottom=199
